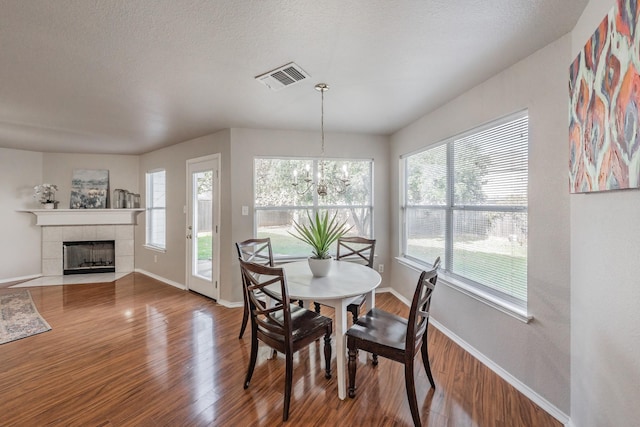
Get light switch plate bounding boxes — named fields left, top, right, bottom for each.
left=242, top=206, right=249, bottom=216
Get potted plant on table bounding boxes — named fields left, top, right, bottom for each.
left=289, top=211, right=352, bottom=277
left=34, top=184, right=59, bottom=209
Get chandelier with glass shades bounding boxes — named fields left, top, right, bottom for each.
left=292, top=83, right=350, bottom=197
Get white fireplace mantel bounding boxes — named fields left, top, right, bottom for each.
left=20, top=208, right=144, bottom=226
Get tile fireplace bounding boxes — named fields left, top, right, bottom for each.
left=22, top=209, right=143, bottom=277
left=42, top=225, right=134, bottom=276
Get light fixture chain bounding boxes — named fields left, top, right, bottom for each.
left=291, top=82, right=349, bottom=197
left=321, top=87, right=325, bottom=157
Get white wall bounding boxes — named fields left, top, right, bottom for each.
left=570, top=0, right=640, bottom=425
left=229, top=128, right=390, bottom=305
left=0, top=148, right=43, bottom=281
left=42, top=153, right=139, bottom=208
left=136, top=130, right=232, bottom=298
left=389, top=37, right=572, bottom=415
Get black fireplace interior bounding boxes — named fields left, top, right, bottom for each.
left=63, top=240, right=115, bottom=275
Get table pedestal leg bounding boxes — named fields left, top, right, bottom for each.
left=334, top=298, right=348, bottom=400
left=364, top=289, right=375, bottom=314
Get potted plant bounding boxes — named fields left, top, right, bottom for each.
left=34, top=184, right=59, bottom=209
left=289, top=211, right=352, bottom=277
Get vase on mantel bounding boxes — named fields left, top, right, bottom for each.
left=42, top=201, right=58, bottom=210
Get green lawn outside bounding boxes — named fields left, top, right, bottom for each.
left=197, top=233, right=212, bottom=260
left=258, top=227, right=526, bottom=299
left=407, top=238, right=526, bottom=298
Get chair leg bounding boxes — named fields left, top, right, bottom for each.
left=244, top=329, right=258, bottom=389
left=283, top=350, right=293, bottom=422
left=238, top=302, right=249, bottom=339
left=323, top=331, right=332, bottom=379
left=348, top=345, right=357, bottom=398
left=372, top=353, right=378, bottom=366
left=421, top=338, right=436, bottom=388
left=404, top=361, right=421, bottom=427
left=314, top=302, right=321, bottom=313
left=349, top=305, right=358, bottom=324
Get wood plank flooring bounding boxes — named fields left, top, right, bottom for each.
left=0, top=273, right=561, bottom=426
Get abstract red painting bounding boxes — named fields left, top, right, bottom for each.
left=569, top=0, right=640, bottom=193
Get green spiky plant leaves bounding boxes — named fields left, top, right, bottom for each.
left=289, top=211, right=352, bottom=259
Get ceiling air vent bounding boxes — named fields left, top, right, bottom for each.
left=255, top=62, right=310, bottom=91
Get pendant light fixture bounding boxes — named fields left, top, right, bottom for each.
left=292, top=83, right=350, bottom=197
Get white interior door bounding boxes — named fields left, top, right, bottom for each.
left=186, top=154, right=220, bottom=300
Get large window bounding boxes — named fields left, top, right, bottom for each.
left=255, top=158, right=373, bottom=259
left=402, top=112, right=528, bottom=307
left=145, top=169, right=166, bottom=250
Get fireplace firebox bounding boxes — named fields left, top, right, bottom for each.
left=63, top=240, right=115, bottom=275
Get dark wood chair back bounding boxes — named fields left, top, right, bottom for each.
left=239, top=259, right=292, bottom=348
left=346, top=256, right=441, bottom=427
left=407, top=257, right=440, bottom=354
left=239, top=259, right=333, bottom=422
left=336, top=236, right=376, bottom=268
left=314, top=236, right=376, bottom=323
left=235, top=238, right=274, bottom=339
left=235, top=237, right=274, bottom=266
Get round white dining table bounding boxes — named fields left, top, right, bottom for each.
left=281, top=260, right=382, bottom=400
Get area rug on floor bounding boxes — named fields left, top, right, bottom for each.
left=0, top=290, right=51, bottom=345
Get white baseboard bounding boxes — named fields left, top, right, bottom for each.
left=0, top=273, right=42, bottom=284
left=134, top=269, right=186, bottom=290
left=217, top=299, right=243, bottom=309
left=375, top=286, right=394, bottom=294
left=385, top=288, right=571, bottom=426
left=134, top=270, right=243, bottom=309
left=385, top=287, right=412, bottom=306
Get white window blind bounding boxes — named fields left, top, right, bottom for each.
left=403, top=111, right=528, bottom=306
left=146, top=170, right=166, bottom=250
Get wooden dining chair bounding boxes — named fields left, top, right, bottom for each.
left=239, top=259, right=333, bottom=422
left=235, top=238, right=274, bottom=339
left=314, top=236, right=376, bottom=323
left=346, top=257, right=440, bottom=427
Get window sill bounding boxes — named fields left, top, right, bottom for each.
left=395, top=257, right=533, bottom=324
left=144, top=245, right=166, bottom=253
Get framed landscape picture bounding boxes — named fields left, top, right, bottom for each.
left=70, top=169, right=109, bottom=209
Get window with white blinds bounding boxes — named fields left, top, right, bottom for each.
left=145, top=169, right=166, bottom=250
left=402, top=111, right=528, bottom=306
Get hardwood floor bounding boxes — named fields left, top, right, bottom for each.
left=0, top=273, right=561, bottom=426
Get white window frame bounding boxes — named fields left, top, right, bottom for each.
left=399, top=111, right=531, bottom=322
left=254, top=156, right=374, bottom=260
left=145, top=169, right=166, bottom=252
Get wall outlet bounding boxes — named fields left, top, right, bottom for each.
left=242, top=205, right=249, bottom=216
left=154, top=255, right=158, bottom=263
left=378, top=264, right=384, bottom=273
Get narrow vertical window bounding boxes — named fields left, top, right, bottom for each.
left=146, top=170, right=166, bottom=250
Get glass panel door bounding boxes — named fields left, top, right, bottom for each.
left=186, top=155, right=219, bottom=300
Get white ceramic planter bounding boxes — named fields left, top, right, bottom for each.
left=307, top=257, right=332, bottom=277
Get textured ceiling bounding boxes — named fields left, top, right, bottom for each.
left=0, top=0, right=588, bottom=155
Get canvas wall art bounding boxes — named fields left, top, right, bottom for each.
left=70, top=169, right=109, bottom=208
left=569, top=0, right=640, bottom=193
